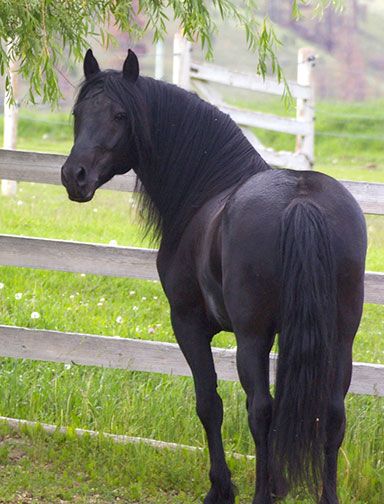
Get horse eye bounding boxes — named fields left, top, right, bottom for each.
left=114, top=112, right=127, bottom=121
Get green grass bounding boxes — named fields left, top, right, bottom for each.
left=0, top=105, right=383, bottom=502
left=228, top=97, right=384, bottom=182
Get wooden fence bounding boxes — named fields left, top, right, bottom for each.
left=173, top=35, right=315, bottom=171
left=0, top=148, right=384, bottom=397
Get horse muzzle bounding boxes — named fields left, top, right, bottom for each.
left=61, top=162, right=97, bottom=203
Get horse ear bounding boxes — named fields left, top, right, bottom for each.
left=123, top=49, right=139, bottom=82
left=84, top=49, right=100, bottom=79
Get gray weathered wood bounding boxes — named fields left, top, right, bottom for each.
left=1, top=49, right=19, bottom=196
left=257, top=147, right=311, bottom=171
left=0, top=326, right=382, bottom=396
left=1, top=149, right=383, bottom=214
left=0, top=415, right=254, bottom=460
left=0, top=415, right=203, bottom=454
left=190, top=62, right=312, bottom=100
left=0, top=234, right=382, bottom=304
left=296, top=48, right=315, bottom=165
left=0, top=149, right=135, bottom=192
left=341, top=180, right=384, bottom=215
left=173, top=32, right=191, bottom=89
left=364, top=272, right=384, bottom=305
left=219, top=104, right=312, bottom=136
left=0, top=234, right=159, bottom=280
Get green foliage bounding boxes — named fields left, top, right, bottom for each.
left=0, top=0, right=334, bottom=105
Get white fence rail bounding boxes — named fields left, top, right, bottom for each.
left=0, top=234, right=382, bottom=305
left=1, top=149, right=384, bottom=215
left=0, top=326, right=383, bottom=397
left=0, top=148, right=384, bottom=396
left=173, top=35, right=315, bottom=170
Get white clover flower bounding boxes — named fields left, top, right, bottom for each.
left=141, top=296, right=147, bottom=301
left=97, top=302, right=103, bottom=307
left=15, top=293, right=23, bottom=300
left=116, top=316, right=123, bottom=324
left=31, top=311, right=40, bottom=319
left=129, top=291, right=135, bottom=296
left=153, top=296, right=158, bottom=300
left=109, top=239, right=117, bottom=246
left=80, top=273, right=86, bottom=277
left=99, top=297, right=105, bottom=302
left=0, top=283, right=4, bottom=290
left=17, top=200, right=23, bottom=206
left=64, top=363, right=72, bottom=370
left=132, top=305, right=139, bottom=311
left=93, top=208, right=98, bottom=213
left=69, top=294, right=75, bottom=300
left=148, top=327, right=155, bottom=334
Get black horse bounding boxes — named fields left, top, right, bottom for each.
left=61, top=49, right=367, bottom=504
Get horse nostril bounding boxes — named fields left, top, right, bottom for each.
left=76, top=166, right=87, bottom=184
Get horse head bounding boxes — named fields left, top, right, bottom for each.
left=61, top=49, right=141, bottom=202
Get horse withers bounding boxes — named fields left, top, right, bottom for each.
left=61, top=49, right=367, bottom=503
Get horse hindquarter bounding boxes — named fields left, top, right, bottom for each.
left=222, top=170, right=366, bottom=502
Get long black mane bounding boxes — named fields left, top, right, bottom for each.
left=77, top=71, right=269, bottom=244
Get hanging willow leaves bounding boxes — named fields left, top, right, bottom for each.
left=0, top=0, right=336, bottom=105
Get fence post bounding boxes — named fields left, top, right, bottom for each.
left=1, top=52, right=19, bottom=196
left=155, top=40, right=165, bottom=80
left=296, top=47, right=315, bottom=167
left=172, top=32, right=191, bottom=89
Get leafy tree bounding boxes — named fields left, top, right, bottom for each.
left=0, top=0, right=340, bottom=104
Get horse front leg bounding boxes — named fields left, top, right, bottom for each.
left=171, top=309, right=236, bottom=504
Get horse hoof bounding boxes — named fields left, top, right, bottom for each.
left=271, top=474, right=289, bottom=500
left=319, top=495, right=339, bottom=504
left=252, top=495, right=273, bottom=504
left=203, top=483, right=236, bottom=504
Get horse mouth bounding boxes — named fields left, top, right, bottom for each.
left=68, top=192, right=95, bottom=203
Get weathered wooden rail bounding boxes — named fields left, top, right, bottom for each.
left=0, top=325, right=383, bottom=396
left=0, top=148, right=384, bottom=397
left=0, top=235, right=383, bottom=305
left=1, top=149, right=384, bottom=215
left=173, top=38, right=316, bottom=170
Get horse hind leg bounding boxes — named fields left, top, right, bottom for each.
left=235, top=328, right=278, bottom=504
left=320, top=341, right=354, bottom=504
left=320, top=276, right=364, bottom=504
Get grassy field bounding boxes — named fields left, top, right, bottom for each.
left=0, top=104, right=383, bottom=502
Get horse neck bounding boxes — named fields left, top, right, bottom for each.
left=135, top=77, right=268, bottom=242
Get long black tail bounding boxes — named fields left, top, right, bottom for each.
left=270, top=199, right=337, bottom=497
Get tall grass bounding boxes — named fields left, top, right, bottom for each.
left=0, top=104, right=383, bottom=502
